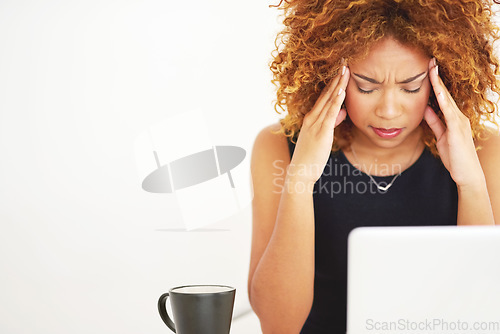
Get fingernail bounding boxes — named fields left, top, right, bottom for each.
left=435, top=65, right=439, bottom=76
left=433, top=57, right=437, bottom=66
left=338, top=87, right=344, bottom=96
left=342, top=66, right=346, bottom=76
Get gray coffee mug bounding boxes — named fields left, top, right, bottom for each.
left=158, top=285, right=236, bottom=334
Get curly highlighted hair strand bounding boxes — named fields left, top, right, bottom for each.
left=270, top=0, right=500, bottom=155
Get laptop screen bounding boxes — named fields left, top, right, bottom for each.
left=347, top=226, right=500, bottom=334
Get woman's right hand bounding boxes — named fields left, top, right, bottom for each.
left=287, top=65, right=350, bottom=185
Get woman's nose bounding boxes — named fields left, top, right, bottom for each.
left=374, top=91, right=402, bottom=119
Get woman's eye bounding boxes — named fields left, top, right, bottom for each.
left=357, top=87, right=421, bottom=94
left=357, top=87, right=374, bottom=94
left=403, top=87, right=421, bottom=94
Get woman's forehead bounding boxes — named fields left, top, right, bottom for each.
left=349, top=37, right=429, bottom=67
left=347, top=38, right=430, bottom=82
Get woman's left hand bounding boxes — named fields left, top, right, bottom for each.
left=423, top=58, right=485, bottom=188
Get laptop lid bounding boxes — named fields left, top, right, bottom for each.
left=347, top=226, right=500, bottom=334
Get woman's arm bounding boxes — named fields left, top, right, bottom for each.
left=454, top=165, right=495, bottom=226
left=248, top=66, right=350, bottom=333
left=424, top=58, right=496, bottom=225
left=475, top=128, right=500, bottom=225
left=248, top=123, right=316, bottom=333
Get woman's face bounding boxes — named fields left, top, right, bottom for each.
left=345, top=37, right=431, bottom=150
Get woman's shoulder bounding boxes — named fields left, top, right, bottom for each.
left=476, top=124, right=500, bottom=152
left=253, top=121, right=291, bottom=159
left=254, top=122, right=288, bottom=141
left=251, top=122, right=292, bottom=176
left=476, top=124, right=500, bottom=167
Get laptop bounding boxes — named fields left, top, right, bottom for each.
left=346, top=226, right=500, bottom=334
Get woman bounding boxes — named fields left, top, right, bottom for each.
left=248, top=0, right=500, bottom=333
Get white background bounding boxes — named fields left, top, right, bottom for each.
left=0, top=0, right=283, bottom=333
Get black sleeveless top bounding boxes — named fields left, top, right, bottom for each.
left=286, top=138, right=458, bottom=334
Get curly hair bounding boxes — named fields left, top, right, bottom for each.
left=270, top=0, right=500, bottom=155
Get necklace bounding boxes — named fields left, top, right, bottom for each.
left=350, top=141, right=421, bottom=192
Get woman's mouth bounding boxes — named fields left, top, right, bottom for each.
left=371, top=127, right=403, bottom=139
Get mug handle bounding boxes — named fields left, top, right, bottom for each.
left=158, top=293, right=176, bottom=333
